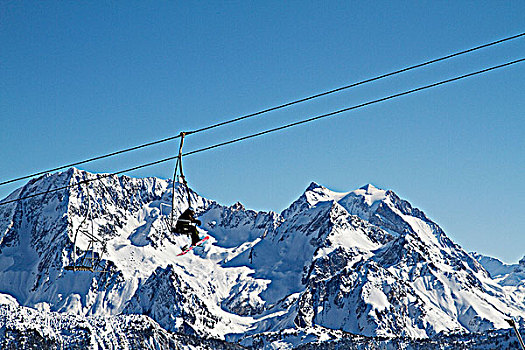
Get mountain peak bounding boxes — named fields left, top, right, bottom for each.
left=306, top=181, right=321, bottom=192
left=359, top=183, right=381, bottom=194
left=350, top=184, right=387, bottom=207
left=230, top=201, right=245, bottom=211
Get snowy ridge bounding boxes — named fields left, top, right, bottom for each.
left=0, top=169, right=524, bottom=349
left=0, top=301, right=243, bottom=349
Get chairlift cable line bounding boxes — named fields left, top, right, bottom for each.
left=1, top=32, right=524, bottom=187
left=184, top=32, right=525, bottom=136
left=182, top=57, right=525, bottom=157
left=0, top=134, right=184, bottom=187
left=0, top=57, right=523, bottom=206
left=0, top=155, right=180, bottom=205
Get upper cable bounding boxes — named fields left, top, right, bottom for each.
left=1, top=56, right=523, bottom=206
left=1, top=32, right=523, bottom=187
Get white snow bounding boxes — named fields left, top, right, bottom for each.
left=0, top=169, right=523, bottom=349
left=0, top=293, right=19, bottom=306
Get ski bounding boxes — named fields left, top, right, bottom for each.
left=177, top=235, right=210, bottom=256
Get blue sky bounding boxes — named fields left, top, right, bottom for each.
left=1, top=2, right=524, bottom=262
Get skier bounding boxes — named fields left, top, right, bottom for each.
left=174, top=208, right=202, bottom=249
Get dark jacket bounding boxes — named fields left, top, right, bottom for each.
left=174, top=209, right=201, bottom=233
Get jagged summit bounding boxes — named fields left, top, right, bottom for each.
left=357, top=183, right=386, bottom=197
left=359, top=183, right=380, bottom=192
left=305, top=181, right=321, bottom=191
left=230, top=201, right=245, bottom=211
left=0, top=168, right=524, bottom=349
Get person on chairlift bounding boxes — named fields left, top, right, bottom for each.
left=174, top=207, right=202, bottom=248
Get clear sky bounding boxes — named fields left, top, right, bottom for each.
left=1, top=2, right=524, bottom=262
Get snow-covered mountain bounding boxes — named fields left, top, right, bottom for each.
left=474, top=253, right=525, bottom=287
left=473, top=252, right=525, bottom=317
left=0, top=299, right=243, bottom=349
left=0, top=168, right=523, bottom=349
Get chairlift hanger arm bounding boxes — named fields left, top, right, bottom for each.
left=65, top=182, right=107, bottom=273
left=177, top=132, right=191, bottom=207
left=170, top=132, right=192, bottom=231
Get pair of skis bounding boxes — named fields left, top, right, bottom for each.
left=177, top=235, right=210, bottom=256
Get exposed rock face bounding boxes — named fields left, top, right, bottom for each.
left=122, top=264, right=220, bottom=335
